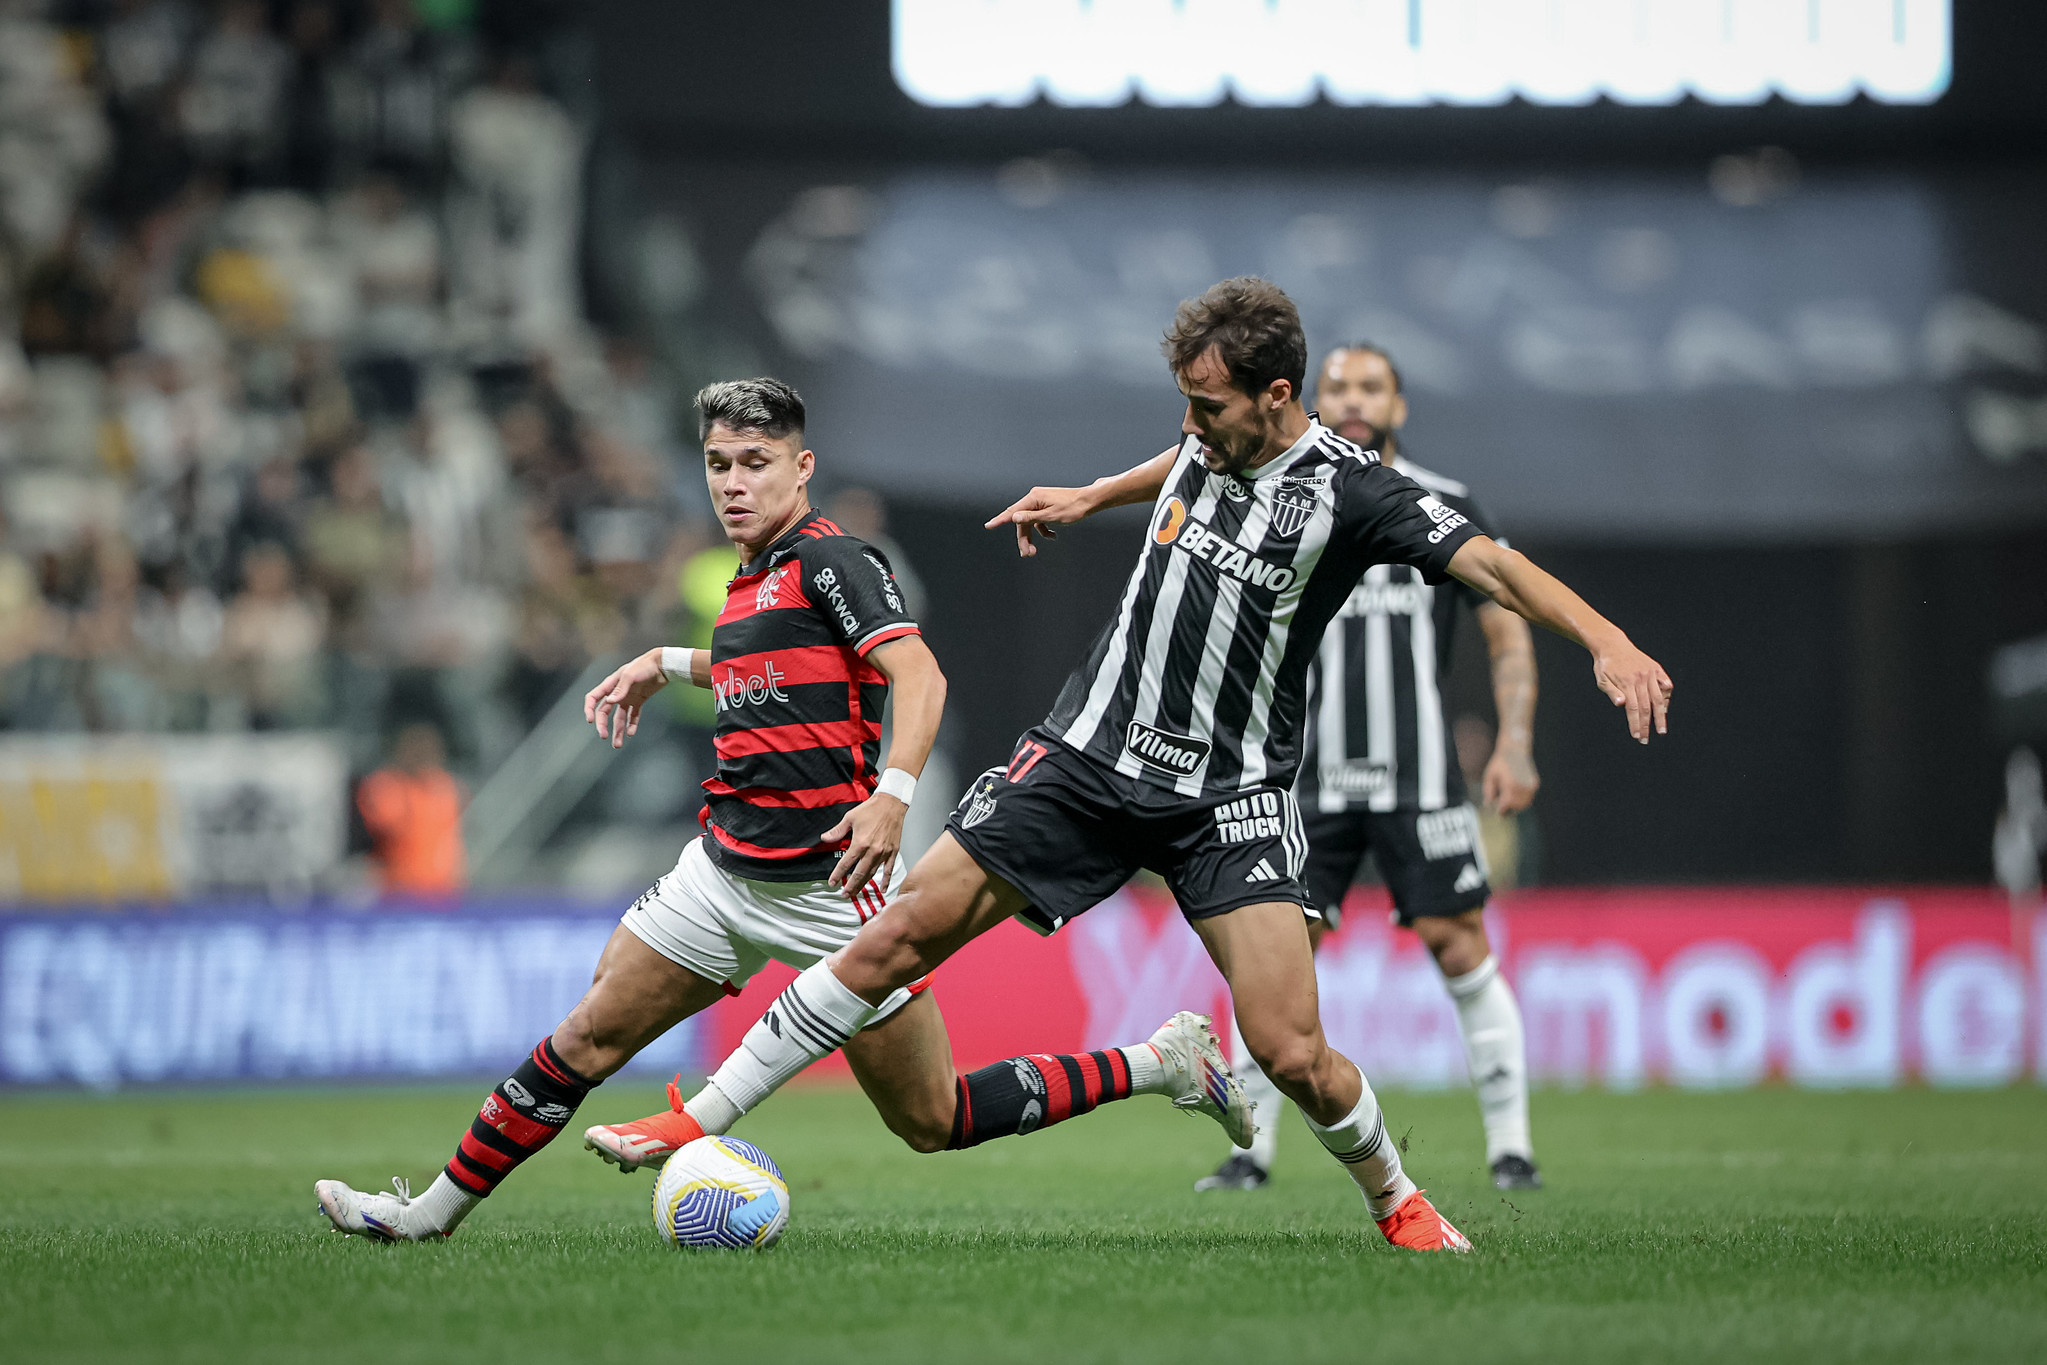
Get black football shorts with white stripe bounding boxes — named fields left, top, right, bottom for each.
left=950, top=731, right=1312, bottom=934
left=947, top=420, right=1486, bottom=932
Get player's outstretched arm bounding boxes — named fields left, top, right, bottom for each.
left=584, top=648, right=709, bottom=749
left=1448, top=537, right=1672, bottom=745
left=823, top=635, right=947, bottom=896
left=1475, top=602, right=1540, bottom=812
left=985, top=446, right=1180, bottom=557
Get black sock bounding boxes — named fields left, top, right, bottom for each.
left=445, top=1038, right=595, bottom=1196
left=946, top=1051, right=1134, bottom=1150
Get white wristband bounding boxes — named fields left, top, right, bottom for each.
left=659, top=647, right=695, bottom=680
left=876, top=767, right=917, bottom=806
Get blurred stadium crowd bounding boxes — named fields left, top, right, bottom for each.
left=0, top=0, right=715, bottom=785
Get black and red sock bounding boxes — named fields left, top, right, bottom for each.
left=946, top=1051, right=1134, bottom=1150
left=445, top=1039, right=596, bottom=1197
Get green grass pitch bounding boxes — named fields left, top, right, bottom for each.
left=3, top=1083, right=2043, bottom=1364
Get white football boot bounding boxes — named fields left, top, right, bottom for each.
left=1148, top=1011, right=1256, bottom=1148
left=315, top=1177, right=447, bottom=1243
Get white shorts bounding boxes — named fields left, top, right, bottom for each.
left=620, top=837, right=925, bottom=1023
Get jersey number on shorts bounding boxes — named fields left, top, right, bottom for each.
left=1007, top=741, right=1051, bottom=784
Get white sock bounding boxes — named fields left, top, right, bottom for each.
left=1443, top=955, right=1532, bottom=1164
left=1118, top=1043, right=1170, bottom=1094
left=406, top=1172, right=480, bottom=1234
left=703, top=961, right=878, bottom=1114
left=682, top=1080, right=743, bottom=1135
left=1304, top=1062, right=1415, bottom=1220
left=1230, top=1015, right=1281, bottom=1169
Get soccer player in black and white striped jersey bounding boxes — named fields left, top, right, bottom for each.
left=665, top=279, right=1670, bottom=1252
left=1198, top=342, right=1547, bottom=1196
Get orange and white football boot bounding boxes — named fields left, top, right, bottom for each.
left=583, top=1077, right=707, bottom=1173
left=1374, top=1188, right=1474, bottom=1252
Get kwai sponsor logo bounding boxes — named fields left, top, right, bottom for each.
left=1124, top=721, right=1210, bottom=777
left=811, top=567, right=861, bottom=636
left=862, top=551, right=904, bottom=612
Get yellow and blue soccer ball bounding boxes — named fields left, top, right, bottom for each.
left=651, top=1135, right=789, bottom=1250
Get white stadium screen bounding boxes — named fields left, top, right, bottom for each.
left=893, top=0, right=1951, bottom=108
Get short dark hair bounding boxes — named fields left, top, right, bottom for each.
left=1161, top=277, right=1307, bottom=399
left=1325, top=341, right=1403, bottom=394
left=695, top=377, right=806, bottom=443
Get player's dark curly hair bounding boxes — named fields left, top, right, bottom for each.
left=695, top=377, right=806, bottom=442
left=1161, top=277, right=1307, bottom=400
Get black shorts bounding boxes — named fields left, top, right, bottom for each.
left=1301, top=804, right=1491, bottom=929
left=946, top=729, right=1314, bottom=935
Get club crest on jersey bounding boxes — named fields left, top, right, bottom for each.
left=1125, top=720, right=1211, bottom=777
left=1269, top=491, right=1315, bottom=538
left=1268, top=470, right=1327, bottom=538
left=755, top=565, right=794, bottom=611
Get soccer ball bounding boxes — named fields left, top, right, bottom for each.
left=650, top=1135, right=790, bottom=1250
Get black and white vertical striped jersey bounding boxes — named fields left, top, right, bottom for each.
left=1042, top=420, right=1488, bottom=799
left=1297, top=458, right=1498, bottom=816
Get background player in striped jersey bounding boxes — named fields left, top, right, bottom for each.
left=1198, top=342, right=1546, bottom=1195
left=313, top=378, right=1248, bottom=1243
left=647, top=279, right=1672, bottom=1254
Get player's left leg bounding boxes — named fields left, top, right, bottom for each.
left=317, top=926, right=729, bottom=1241
left=1378, top=804, right=1538, bottom=1188
left=1192, top=901, right=1468, bottom=1252
left=1410, top=907, right=1539, bottom=1189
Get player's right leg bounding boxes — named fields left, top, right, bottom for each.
left=1193, top=901, right=1470, bottom=1252
left=658, top=833, right=1031, bottom=1136
left=317, top=888, right=733, bottom=1241
left=843, top=988, right=1251, bottom=1153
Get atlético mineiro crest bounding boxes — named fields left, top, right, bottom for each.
left=1268, top=470, right=1328, bottom=538
left=959, top=773, right=1000, bottom=829
left=1269, top=491, right=1314, bottom=538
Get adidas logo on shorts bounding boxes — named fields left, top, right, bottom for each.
left=1245, top=858, right=1280, bottom=883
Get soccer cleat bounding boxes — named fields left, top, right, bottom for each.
left=1374, top=1189, right=1473, bottom=1253
left=1491, top=1154, right=1543, bottom=1190
left=584, top=1077, right=706, bottom=1173
left=1193, top=1153, right=1270, bottom=1192
left=314, top=1176, right=446, bottom=1243
left=1147, top=1010, right=1256, bottom=1148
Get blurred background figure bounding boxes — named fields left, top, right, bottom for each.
left=357, top=719, right=463, bottom=896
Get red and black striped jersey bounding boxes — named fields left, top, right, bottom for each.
left=699, top=510, right=922, bottom=882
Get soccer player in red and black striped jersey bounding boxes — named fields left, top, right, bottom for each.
left=313, top=379, right=1249, bottom=1244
